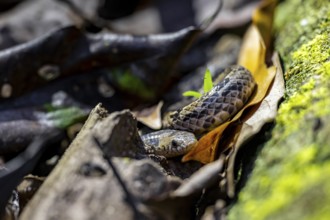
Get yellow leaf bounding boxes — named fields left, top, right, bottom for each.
left=226, top=53, right=285, bottom=197
left=182, top=66, right=276, bottom=163
left=252, top=0, right=277, bottom=50
left=238, top=25, right=266, bottom=73
left=182, top=25, right=277, bottom=163
left=182, top=0, right=278, bottom=163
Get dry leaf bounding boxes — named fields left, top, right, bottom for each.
left=237, top=53, right=284, bottom=148
left=252, top=0, right=277, bottom=49
left=226, top=52, right=284, bottom=197
left=182, top=121, right=231, bottom=163
left=182, top=64, right=276, bottom=163
left=132, top=101, right=163, bottom=129
left=182, top=0, right=278, bottom=163
left=237, top=25, right=266, bottom=74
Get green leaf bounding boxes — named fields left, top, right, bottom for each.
left=111, top=68, right=155, bottom=100
left=182, top=68, right=214, bottom=99
left=43, top=107, right=88, bottom=129
left=203, top=68, right=213, bottom=93
left=182, top=91, right=202, bottom=98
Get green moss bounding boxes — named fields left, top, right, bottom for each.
left=274, top=0, right=330, bottom=69
left=230, top=143, right=330, bottom=220
left=285, top=34, right=330, bottom=96
left=292, top=35, right=330, bottom=64
left=228, top=0, right=330, bottom=219
left=275, top=31, right=330, bottom=136
left=276, top=74, right=330, bottom=136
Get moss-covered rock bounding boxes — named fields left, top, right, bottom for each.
left=229, top=0, right=330, bottom=219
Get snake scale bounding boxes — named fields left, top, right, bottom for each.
left=142, top=65, right=256, bottom=157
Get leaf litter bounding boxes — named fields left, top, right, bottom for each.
left=131, top=2, right=284, bottom=211
left=226, top=52, right=284, bottom=197
left=1, top=0, right=286, bottom=218
left=182, top=0, right=281, bottom=165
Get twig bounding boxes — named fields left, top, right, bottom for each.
left=199, top=0, right=223, bottom=30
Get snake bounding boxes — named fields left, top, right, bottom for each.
left=141, top=65, right=256, bottom=158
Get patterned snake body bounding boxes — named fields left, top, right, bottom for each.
left=142, top=65, right=256, bottom=157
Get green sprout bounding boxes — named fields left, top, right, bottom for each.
left=110, top=68, right=156, bottom=100
left=183, top=68, right=214, bottom=98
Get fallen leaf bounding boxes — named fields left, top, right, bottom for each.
left=237, top=25, right=266, bottom=74
left=226, top=52, right=285, bottom=197
left=236, top=53, right=284, bottom=148
left=182, top=121, right=231, bottom=163
left=252, top=0, right=277, bottom=50
left=0, top=26, right=201, bottom=99
left=182, top=0, right=278, bottom=163
left=132, top=101, right=163, bottom=129
left=182, top=65, right=276, bottom=163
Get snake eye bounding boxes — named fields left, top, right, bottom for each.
left=171, top=140, right=179, bottom=148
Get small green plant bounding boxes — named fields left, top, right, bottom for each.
left=182, top=68, right=214, bottom=98
left=111, top=68, right=155, bottom=100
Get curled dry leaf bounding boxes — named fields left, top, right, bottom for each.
left=182, top=65, right=277, bottom=163
left=237, top=25, right=266, bottom=74
left=132, top=101, right=163, bottom=130
left=0, top=26, right=200, bottom=99
left=226, top=52, right=285, bottom=197
left=182, top=0, right=278, bottom=164
left=236, top=53, right=284, bottom=148
left=252, top=0, right=277, bottom=50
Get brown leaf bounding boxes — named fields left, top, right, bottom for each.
left=182, top=121, right=231, bottom=164
left=226, top=52, right=285, bottom=197
left=182, top=19, right=277, bottom=163
left=182, top=65, right=276, bottom=163
left=236, top=53, right=284, bottom=148
left=132, top=101, right=163, bottom=130
left=252, top=0, right=277, bottom=50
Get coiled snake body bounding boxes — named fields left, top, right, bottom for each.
left=142, top=65, right=256, bottom=157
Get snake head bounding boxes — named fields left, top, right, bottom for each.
left=157, top=130, right=197, bottom=157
